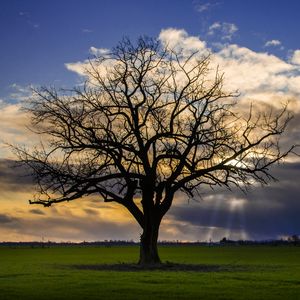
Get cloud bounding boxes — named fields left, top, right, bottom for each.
left=291, top=50, right=300, bottom=65
left=66, top=26, right=300, bottom=111
left=0, top=201, right=141, bottom=242
left=60, top=29, right=300, bottom=108
left=194, top=1, right=220, bottom=13
left=208, top=22, right=221, bottom=33
left=89, top=47, right=110, bottom=56
left=19, top=11, right=40, bottom=30
left=0, top=214, right=17, bottom=224
left=2, top=28, right=300, bottom=242
left=162, top=161, right=300, bottom=241
left=196, top=2, right=210, bottom=12
left=83, top=208, right=99, bottom=216
left=208, top=22, right=238, bottom=40
left=0, top=163, right=142, bottom=242
left=1, top=161, right=299, bottom=242
left=19, top=11, right=29, bottom=17
left=65, top=29, right=209, bottom=78
left=159, top=28, right=207, bottom=53
left=155, top=28, right=300, bottom=110
left=63, top=29, right=300, bottom=240
left=0, top=103, right=38, bottom=158
left=264, top=39, right=281, bottom=47
left=65, top=61, right=89, bottom=77
left=82, top=28, right=93, bottom=33
left=9, top=83, right=32, bottom=102
left=213, top=44, right=298, bottom=96
left=36, top=28, right=300, bottom=166
left=0, top=159, right=35, bottom=207
left=29, top=209, right=45, bottom=215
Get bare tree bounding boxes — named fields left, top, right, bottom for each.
left=15, top=37, right=295, bottom=264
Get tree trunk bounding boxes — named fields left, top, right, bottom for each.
left=138, top=216, right=161, bottom=265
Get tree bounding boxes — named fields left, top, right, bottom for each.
left=288, top=234, right=300, bottom=245
left=15, top=37, right=295, bottom=265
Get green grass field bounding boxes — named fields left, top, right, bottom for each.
left=0, top=245, right=300, bottom=299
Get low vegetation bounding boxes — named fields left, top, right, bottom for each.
left=1, top=245, right=300, bottom=299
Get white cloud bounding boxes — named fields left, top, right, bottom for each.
left=31, top=23, right=40, bottom=29
left=208, top=22, right=238, bottom=40
left=2, top=28, right=300, bottom=242
left=0, top=103, right=38, bottom=158
left=65, top=61, right=89, bottom=77
left=291, top=49, right=300, bottom=65
left=196, top=2, right=211, bottom=12
left=66, top=29, right=209, bottom=80
left=66, top=28, right=300, bottom=114
left=65, top=57, right=112, bottom=81
left=82, top=28, right=93, bottom=33
left=89, top=46, right=110, bottom=56
left=208, top=22, right=221, bottom=33
left=9, top=83, right=32, bottom=102
left=214, top=44, right=296, bottom=93
left=0, top=84, right=43, bottom=158
left=19, top=11, right=29, bottom=16
left=195, top=1, right=220, bottom=13
left=65, top=48, right=111, bottom=78
left=159, top=28, right=207, bottom=53
left=264, top=39, right=281, bottom=47
left=19, top=11, right=40, bottom=30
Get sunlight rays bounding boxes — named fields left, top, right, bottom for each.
left=224, top=198, right=248, bottom=240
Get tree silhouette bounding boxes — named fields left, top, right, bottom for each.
left=16, top=37, right=295, bottom=264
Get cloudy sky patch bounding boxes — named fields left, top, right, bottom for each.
left=0, top=0, right=299, bottom=242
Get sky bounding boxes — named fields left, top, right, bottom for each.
left=0, top=0, right=300, bottom=242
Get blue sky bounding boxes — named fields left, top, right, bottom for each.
left=1, top=0, right=300, bottom=100
left=0, top=0, right=299, bottom=242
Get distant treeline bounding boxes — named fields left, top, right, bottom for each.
left=0, top=238, right=299, bottom=247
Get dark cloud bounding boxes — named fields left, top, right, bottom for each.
left=0, top=155, right=299, bottom=242
left=0, top=214, right=20, bottom=233
left=279, top=112, right=300, bottom=153
left=5, top=214, right=140, bottom=242
left=0, top=159, right=35, bottom=191
left=29, top=209, right=45, bottom=215
left=168, top=199, right=300, bottom=240
left=166, top=161, right=300, bottom=240
left=0, top=214, right=17, bottom=224
left=83, top=208, right=99, bottom=216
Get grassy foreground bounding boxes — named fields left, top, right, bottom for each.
left=0, top=245, right=300, bottom=299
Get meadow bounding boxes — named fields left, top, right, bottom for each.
left=0, top=245, right=300, bottom=299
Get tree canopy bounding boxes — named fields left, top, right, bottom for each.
left=15, top=37, right=295, bottom=264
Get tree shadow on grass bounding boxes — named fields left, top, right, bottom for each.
left=69, top=262, right=247, bottom=272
